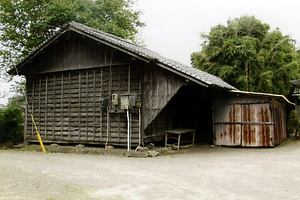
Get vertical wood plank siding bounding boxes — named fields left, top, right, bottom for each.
left=26, top=65, right=141, bottom=145
left=142, top=64, right=184, bottom=134
left=22, top=33, right=188, bottom=145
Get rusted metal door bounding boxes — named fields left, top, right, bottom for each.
left=214, top=104, right=241, bottom=146
left=241, top=104, right=272, bottom=147
left=214, top=103, right=273, bottom=147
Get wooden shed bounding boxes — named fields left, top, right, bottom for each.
left=10, top=21, right=235, bottom=147
left=212, top=90, right=292, bottom=147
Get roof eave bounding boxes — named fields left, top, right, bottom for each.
left=155, top=62, right=210, bottom=88
left=230, top=90, right=294, bottom=105
left=291, top=80, right=300, bottom=87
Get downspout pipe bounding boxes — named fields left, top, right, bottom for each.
left=127, top=109, right=130, bottom=151
left=105, top=107, right=109, bottom=150
left=135, top=107, right=141, bottom=152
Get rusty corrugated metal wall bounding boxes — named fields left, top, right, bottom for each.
left=214, top=104, right=241, bottom=146
left=241, top=103, right=272, bottom=147
left=271, top=99, right=287, bottom=145
left=213, top=92, right=287, bottom=147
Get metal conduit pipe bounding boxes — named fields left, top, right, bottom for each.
left=135, top=107, right=141, bottom=152
left=127, top=109, right=130, bottom=151
left=105, top=107, right=109, bottom=150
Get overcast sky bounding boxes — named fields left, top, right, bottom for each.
left=135, top=0, right=300, bottom=65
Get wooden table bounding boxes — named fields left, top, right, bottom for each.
left=165, top=128, right=196, bottom=150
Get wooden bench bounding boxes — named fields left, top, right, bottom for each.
left=165, top=128, right=196, bottom=150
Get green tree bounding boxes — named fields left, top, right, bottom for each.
left=191, top=15, right=300, bottom=95
left=0, top=0, right=144, bottom=71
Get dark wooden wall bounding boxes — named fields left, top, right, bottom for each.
left=23, top=31, right=191, bottom=146
left=141, top=63, right=186, bottom=140
left=21, top=32, right=130, bottom=75
left=143, top=85, right=213, bottom=143
left=22, top=31, right=217, bottom=146
left=141, top=64, right=185, bottom=130
left=26, top=65, right=141, bottom=145
left=24, top=32, right=143, bottom=145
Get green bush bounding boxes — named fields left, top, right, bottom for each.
left=297, top=121, right=300, bottom=137
left=0, top=106, right=24, bottom=144
left=287, top=110, right=299, bottom=137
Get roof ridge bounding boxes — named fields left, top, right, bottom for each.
left=68, top=21, right=142, bottom=48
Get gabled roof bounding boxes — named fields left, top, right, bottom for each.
left=10, top=21, right=236, bottom=90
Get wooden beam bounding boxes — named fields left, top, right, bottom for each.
left=86, top=71, right=88, bottom=141
left=53, top=75, right=55, bottom=140
left=93, top=70, right=96, bottom=142
left=156, top=63, right=209, bottom=88
left=61, top=74, right=64, bottom=140
left=31, top=81, right=34, bottom=138
left=68, top=72, right=71, bottom=140
left=45, top=76, right=48, bottom=139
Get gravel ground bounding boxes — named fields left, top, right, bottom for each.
left=0, top=141, right=300, bottom=200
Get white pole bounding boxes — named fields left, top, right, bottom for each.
left=138, top=107, right=141, bottom=147
left=105, top=107, right=109, bottom=150
left=127, top=109, right=130, bottom=151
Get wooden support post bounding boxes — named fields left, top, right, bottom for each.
left=93, top=70, right=96, bottom=141
left=45, top=76, right=48, bottom=139
left=53, top=76, right=55, bottom=140
left=61, top=74, right=63, bottom=140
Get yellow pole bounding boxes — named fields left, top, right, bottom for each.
left=31, top=115, right=46, bottom=153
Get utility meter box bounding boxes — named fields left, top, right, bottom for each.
left=100, top=98, right=109, bottom=107
left=112, top=94, right=119, bottom=105
left=120, top=94, right=130, bottom=109
left=120, top=94, right=136, bottom=109
left=129, top=94, right=137, bottom=107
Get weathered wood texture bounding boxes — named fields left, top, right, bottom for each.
left=141, top=63, right=185, bottom=132
left=213, top=92, right=287, bottom=147
left=144, top=109, right=168, bottom=141
left=21, top=32, right=130, bottom=75
left=21, top=32, right=147, bottom=145
left=26, top=65, right=141, bottom=145
left=144, top=85, right=213, bottom=143
left=22, top=32, right=194, bottom=145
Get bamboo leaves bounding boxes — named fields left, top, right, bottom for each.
left=191, top=15, right=300, bottom=95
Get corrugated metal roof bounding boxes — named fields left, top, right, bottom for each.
left=11, top=21, right=236, bottom=90
left=291, top=80, right=300, bottom=87
left=230, top=90, right=294, bottom=105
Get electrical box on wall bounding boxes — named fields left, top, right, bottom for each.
left=120, top=94, right=137, bottom=109
left=112, top=94, right=119, bottom=105
left=121, top=95, right=130, bottom=109
left=130, top=94, right=136, bottom=107
left=100, top=98, right=109, bottom=107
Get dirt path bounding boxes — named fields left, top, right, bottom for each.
left=1, top=141, right=300, bottom=200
